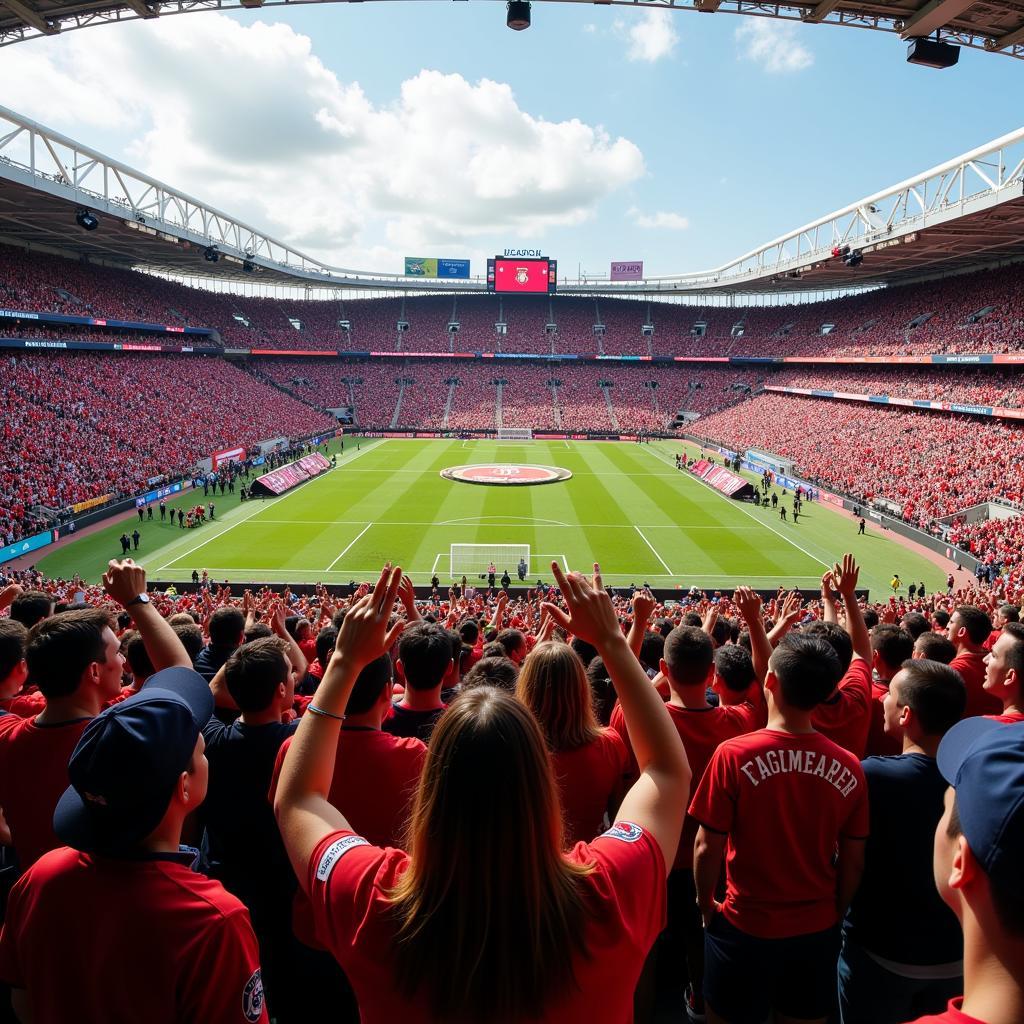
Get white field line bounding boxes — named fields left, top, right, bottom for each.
left=635, top=526, right=673, bottom=575
left=642, top=445, right=831, bottom=570
left=154, top=568, right=824, bottom=582
left=325, top=523, right=374, bottom=572
left=245, top=519, right=765, bottom=530
left=152, top=440, right=384, bottom=573
left=431, top=552, right=442, bottom=575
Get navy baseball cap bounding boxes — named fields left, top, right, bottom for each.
left=937, top=717, right=1024, bottom=891
left=54, top=667, right=213, bottom=853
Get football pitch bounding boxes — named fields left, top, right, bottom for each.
left=38, top=438, right=948, bottom=597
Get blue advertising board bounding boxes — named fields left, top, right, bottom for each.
left=0, top=529, right=54, bottom=565
left=438, top=259, right=470, bottom=279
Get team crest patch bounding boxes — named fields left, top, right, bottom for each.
left=242, top=968, right=264, bottom=1023
left=316, top=834, right=370, bottom=882
left=603, top=821, right=644, bottom=843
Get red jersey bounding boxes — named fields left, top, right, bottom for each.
left=688, top=728, right=869, bottom=939
left=950, top=650, right=1002, bottom=718
left=986, top=711, right=1024, bottom=723
left=269, top=727, right=426, bottom=947
left=551, top=730, right=628, bottom=845
left=306, top=822, right=666, bottom=1024
left=0, top=716, right=91, bottom=870
left=865, top=679, right=901, bottom=758
left=0, top=846, right=268, bottom=1024
left=907, top=999, right=985, bottom=1023
left=0, top=692, right=46, bottom=718
left=812, top=657, right=873, bottom=756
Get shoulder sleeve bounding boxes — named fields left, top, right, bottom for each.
left=603, top=728, right=629, bottom=773
left=841, top=659, right=873, bottom=702
left=266, top=736, right=293, bottom=805
left=201, top=716, right=227, bottom=746
left=687, top=743, right=737, bottom=834
left=0, top=875, right=26, bottom=988
left=840, top=759, right=870, bottom=840
left=306, top=830, right=393, bottom=962
left=179, top=905, right=268, bottom=1023
left=585, top=822, right=667, bottom=949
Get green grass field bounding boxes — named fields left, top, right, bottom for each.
left=36, top=438, right=948, bottom=598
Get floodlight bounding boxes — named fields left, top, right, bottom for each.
left=507, top=0, right=530, bottom=30
left=204, top=246, right=220, bottom=263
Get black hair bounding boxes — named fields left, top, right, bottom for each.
left=933, top=610, right=951, bottom=629
left=121, top=630, right=155, bottom=683
left=862, top=609, right=879, bottom=630
left=999, top=604, right=1021, bottom=624
left=585, top=655, right=616, bottom=727
left=460, top=657, right=518, bottom=694
left=663, top=626, right=714, bottom=687
left=316, top=626, right=338, bottom=669
left=893, top=659, right=966, bottom=734
left=900, top=612, right=931, bottom=640
left=802, top=621, right=853, bottom=673
left=495, top=629, right=526, bottom=659
left=482, top=641, right=506, bottom=659
left=223, top=636, right=290, bottom=712
left=9, top=590, right=54, bottom=629
left=459, top=619, right=480, bottom=645
left=0, top=619, right=27, bottom=681
left=398, top=622, right=455, bottom=691
left=1002, top=622, right=1024, bottom=679
left=346, top=653, right=393, bottom=715
left=681, top=612, right=702, bottom=628
left=710, top=617, right=732, bottom=648
left=569, top=636, right=598, bottom=669
left=871, top=624, right=915, bottom=673
left=714, top=644, right=756, bottom=694
left=208, top=606, right=246, bottom=648
left=639, top=630, right=665, bottom=672
left=953, top=606, right=992, bottom=645
left=768, top=634, right=843, bottom=711
left=26, top=608, right=113, bottom=698
left=914, top=632, right=956, bottom=665
left=244, top=622, right=274, bottom=643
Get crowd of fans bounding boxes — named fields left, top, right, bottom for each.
left=0, top=552, right=1021, bottom=1024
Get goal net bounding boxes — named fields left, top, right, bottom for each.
left=450, top=544, right=530, bottom=578
left=496, top=428, right=533, bottom=441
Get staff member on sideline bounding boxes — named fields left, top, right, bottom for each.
left=275, top=562, right=690, bottom=1023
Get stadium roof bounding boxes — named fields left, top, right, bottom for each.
left=1, top=0, right=1023, bottom=61
left=1, top=103, right=1023, bottom=297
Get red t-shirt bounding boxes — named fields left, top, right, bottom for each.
left=950, top=650, right=1002, bottom=718
left=0, top=716, right=91, bottom=870
left=612, top=699, right=763, bottom=871
left=0, top=692, right=46, bottom=718
left=812, top=657, right=873, bottom=757
left=306, top=822, right=666, bottom=1024
left=865, top=679, right=902, bottom=758
left=688, top=728, right=869, bottom=939
left=551, top=730, right=628, bottom=845
left=269, top=727, right=426, bottom=947
left=986, top=711, right=1024, bottom=723
left=907, top=999, right=985, bottom=1023
left=0, top=846, right=267, bottom=1024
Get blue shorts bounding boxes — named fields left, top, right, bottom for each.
left=704, top=913, right=840, bottom=1023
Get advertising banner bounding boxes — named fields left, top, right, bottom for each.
left=71, top=493, right=113, bottom=514
left=0, top=529, right=54, bottom=565
left=212, top=446, right=246, bottom=470
left=254, top=453, right=331, bottom=496
left=405, top=257, right=438, bottom=277
left=610, top=261, right=643, bottom=281
left=438, top=259, right=470, bottom=278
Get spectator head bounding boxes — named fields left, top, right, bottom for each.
left=0, top=619, right=28, bottom=698
left=315, top=626, right=338, bottom=670
left=345, top=654, right=393, bottom=716
left=871, top=624, right=915, bottom=681
left=459, top=620, right=480, bottom=647
left=914, top=632, right=957, bottom=665
left=933, top=610, right=951, bottom=630
left=862, top=608, right=880, bottom=630
left=984, top=621, right=1024, bottom=712
left=713, top=644, right=756, bottom=703
left=244, top=622, right=274, bottom=643
left=586, top=655, right=616, bottom=727
left=10, top=590, right=54, bottom=629
left=121, top=630, right=155, bottom=687
left=662, top=626, right=715, bottom=691
left=482, top=641, right=506, bottom=659
left=883, top=660, right=966, bottom=743
left=168, top=612, right=199, bottom=627
left=681, top=612, right=702, bottom=628
left=208, top=607, right=246, bottom=649
left=569, top=636, right=598, bottom=670
left=172, top=622, right=205, bottom=663
left=638, top=631, right=665, bottom=675
left=802, top=621, right=853, bottom=674
left=934, top=719, right=1024, bottom=941
left=53, top=667, right=213, bottom=854
left=397, top=622, right=455, bottom=693
left=391, top=686, right=589, bottom=1020
left=901, top=612, right=932, bottom=640
left=496, top=629, right=527, bottom=666
left=948, top=606, right=992, bottom=650
left=767, top=635, right=843, bottom=712
left=445, top=629, right=463, bottom=686
left=515, top=642, right=600, bottom=752
left=331, top=607, right=347, bottom=631
left=461, top=656, right=518, bottom=694
left=710, top=616, right=733, bottom=649
left=26, top=609, right=123, bottom=703
left=223, top=637, right=293, bottom=714
left=996, top=604, right=1021, bottom=629
left=654, top=617, right=675, bottom=638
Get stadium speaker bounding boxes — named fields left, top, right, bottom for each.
left=507, top=0, right=530, bottom=30
left=906, top=37, right=960, bottom=68
left=843, top=250, right=864, bottom=268
left=75, top=209, right=99, bottom=231
left=204, top=246, right=220, bottom=263
left=242, top=260, right=255, bottom=273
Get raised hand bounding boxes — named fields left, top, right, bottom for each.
left=821, top=570, right=837, bottom=604
left=335, top=565, right=405, bottom=670
left=541, top=562, right=622, bottom=651
left=632, top=587, right=657, bottom=625
left=732, top=586, right=762, bottom=624
left=833, top=553, right=860, bottom=599
left=102, top=558, right=147, bottom=606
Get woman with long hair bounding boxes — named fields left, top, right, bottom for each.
left=516, top=640, right=630, bottom=845
left=276, top=563, right=689, bottom=1023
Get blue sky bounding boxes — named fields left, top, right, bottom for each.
left=0, top=1, right=1020, bottom=277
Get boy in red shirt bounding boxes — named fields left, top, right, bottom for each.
left=948, top=607, right=1002, bottom=718
left=981, top=622, right=1024, bottom=723
left=909, top=717, right=1024, bottom=1024
left=690, top=632, right=869, bottom=1024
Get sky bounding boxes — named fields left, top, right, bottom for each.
left=0, top=1, right=1020, bottom=279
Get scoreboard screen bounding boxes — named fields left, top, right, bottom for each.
left=487, top=257, right=557, bottom=294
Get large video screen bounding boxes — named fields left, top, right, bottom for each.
left=487, top=258, right=557, bottom=294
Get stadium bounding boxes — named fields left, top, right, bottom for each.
left=1, top=3, right=1024, bottom=1024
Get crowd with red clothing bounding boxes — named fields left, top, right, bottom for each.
left=0, top=550, right=1022, bottom=1024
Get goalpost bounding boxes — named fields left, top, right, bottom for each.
left=496, top=428, right=533, bottom=441
left=450, top=544, right=530, bottom=578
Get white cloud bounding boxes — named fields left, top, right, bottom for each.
left=625, top=9, right=679, bottom=62
left=583, top=22, right=597, bottom=33
left=0, top=17, right=645, bottom=271
left=735, top=18, right=814, bottom=73
left=630, top=208, right=690, bottom=230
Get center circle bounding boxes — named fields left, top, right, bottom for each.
left=440, top=464, right=573, bottom=486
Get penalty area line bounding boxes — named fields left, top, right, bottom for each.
left=634, top=526, right=673, bottom=575
left=325, top=523, right=374, bottom=573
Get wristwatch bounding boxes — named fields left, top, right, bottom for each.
left=125, top=593, right=151, bottom=608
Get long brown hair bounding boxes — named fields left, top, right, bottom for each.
left=516, top=641, right=603, bottom=751
left=389, top=687, right=595, bottom=1021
